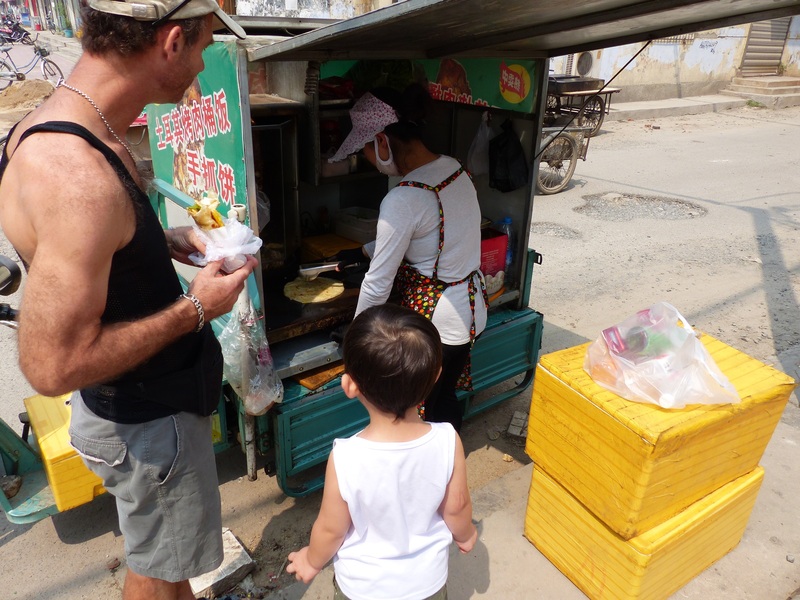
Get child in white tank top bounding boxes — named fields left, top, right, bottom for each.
left=286, top=304, right=477, bottom=600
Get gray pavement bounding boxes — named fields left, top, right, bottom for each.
left=607, top=93, right=748, bottom=122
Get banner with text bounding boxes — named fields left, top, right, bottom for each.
left=148, top=42, right=245, bottom=216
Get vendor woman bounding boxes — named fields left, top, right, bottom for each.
left=329, top=84, right=487, bottom=433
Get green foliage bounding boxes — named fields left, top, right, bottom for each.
left=56, top=2, right=71, bottom=30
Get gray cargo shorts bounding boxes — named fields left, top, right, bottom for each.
left=69, top=392, right=223, bottom=582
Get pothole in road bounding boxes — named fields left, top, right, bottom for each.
left=531, top=221, right=581, bottom=239
left=574, top=192, right=707, bottom=222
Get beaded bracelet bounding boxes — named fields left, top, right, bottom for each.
left=180, top=293, right=205, bottom=333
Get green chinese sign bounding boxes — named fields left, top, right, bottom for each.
left=321, top=58, right=537, bottom=113
left=147, top=42, right=245, bottom=215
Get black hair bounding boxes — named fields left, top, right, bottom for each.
left=372, top=82, right=431, bottom=143
left=343, top=304, right=442, bottom=419
left=80, top=5, right=205, bottom=56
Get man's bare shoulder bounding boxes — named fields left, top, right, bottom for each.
left=8, top=125, right=133, bottom=209
left=1, top=124, right=136, bottom=262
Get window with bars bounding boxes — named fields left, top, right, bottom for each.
left=652, top=33, right=696, bottom=44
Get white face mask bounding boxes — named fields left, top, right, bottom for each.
left=374, top=137, right=400, bottom=177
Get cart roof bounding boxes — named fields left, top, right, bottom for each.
left=249, top=0, right=799, bottom=61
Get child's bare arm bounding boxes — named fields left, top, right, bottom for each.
left=287, top=452, right=353, bottom=583
left=440, top=435, right=478, bottom=553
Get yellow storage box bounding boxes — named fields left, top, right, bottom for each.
left=526, top=335, right=794, bottom=538
left=524, top=465, right=764, bottom=600
left=24, top=394, right=106, bottom=512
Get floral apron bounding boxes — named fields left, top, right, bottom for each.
left=394, top=165, right=488, bottom=415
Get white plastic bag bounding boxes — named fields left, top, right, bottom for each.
left=219, top=294, right=283, bottom=415
left=189, top=217, right=263, bottom=273
left=583, top=302, right=740, bottom=409
left=467, top=111, right=492, bottom=176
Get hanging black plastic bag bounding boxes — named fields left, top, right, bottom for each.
left=489, top=119, right=529, bottom=192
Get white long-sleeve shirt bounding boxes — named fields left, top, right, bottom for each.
left=356, top=155, right=487, bottom=345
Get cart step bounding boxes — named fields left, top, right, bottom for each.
left=1, top=469, right=58, bottom=525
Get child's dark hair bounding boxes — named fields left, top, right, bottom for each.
left=343, top=304, right=442, bottom=418
left=372, top=83, right=431, bottom=143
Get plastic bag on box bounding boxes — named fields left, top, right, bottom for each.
left=189, top=217, right=263, bottom=273
left=467, top=111, right=492, bottom=176
left=219, top=296, right=283, bottom=415
left=583, top=302, right=740, bottom=409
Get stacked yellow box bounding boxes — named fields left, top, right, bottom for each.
left=525, top=466, right=764, bottom=600
left=524, top=333, right=796, bottom=597
left=24, top=394, right=106, bottom=512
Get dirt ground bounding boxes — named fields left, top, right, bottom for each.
left=1, top=88, right=798, bottom=599
left=0, top=80, right=56, bottom=134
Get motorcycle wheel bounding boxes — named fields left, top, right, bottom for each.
left=20, top=33, right=32, bottom=45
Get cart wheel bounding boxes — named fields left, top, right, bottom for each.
left=578, top=94, right=605, bottom=137
left=536, top=133, right=579, bottom=195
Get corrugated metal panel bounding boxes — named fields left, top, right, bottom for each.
left=741, top=17, right=792, bottom=76
left=248, top=0, right=800, bottom=62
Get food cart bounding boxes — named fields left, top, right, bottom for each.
left=144, top=0, right=800, bottom=498
left=147, top=42, right=545, bottom=497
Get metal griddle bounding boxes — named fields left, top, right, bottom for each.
left=262, top=264, right=367, bottom=344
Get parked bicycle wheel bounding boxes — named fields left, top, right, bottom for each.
left=41, top=59, right=63, bottom=85
left=0, top=59, right=15, bottom=91
left=536, top=133, right=578, bottom=195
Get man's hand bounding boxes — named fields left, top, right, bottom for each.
left=166, top=226, right=206, bottom=265
left=187, top=255, right=258, bottom=321
left=286, top=547, right=321, bottom=584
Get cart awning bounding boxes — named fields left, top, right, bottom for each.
left=248, top=0, right=799, bottom=61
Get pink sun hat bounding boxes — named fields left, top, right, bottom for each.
left=328, top=93, right=399, bottom=163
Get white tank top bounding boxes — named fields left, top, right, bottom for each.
left=332, top=421, right=456, bottom=600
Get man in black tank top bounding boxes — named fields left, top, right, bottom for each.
left=0, top=2, right=249, bottom=599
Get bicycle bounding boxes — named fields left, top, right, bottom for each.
left=0, top=36, right=63, bottom=89
left=45, top=12, right=56, bottom=35
left=535, top=126, right=591, bottom=195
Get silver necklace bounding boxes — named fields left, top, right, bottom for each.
left=58, top=82, right=137, bottom=164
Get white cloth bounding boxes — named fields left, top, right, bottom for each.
left=332, top=422, right=456, bottom=600
left=357, top=155, right=487, bottom=345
